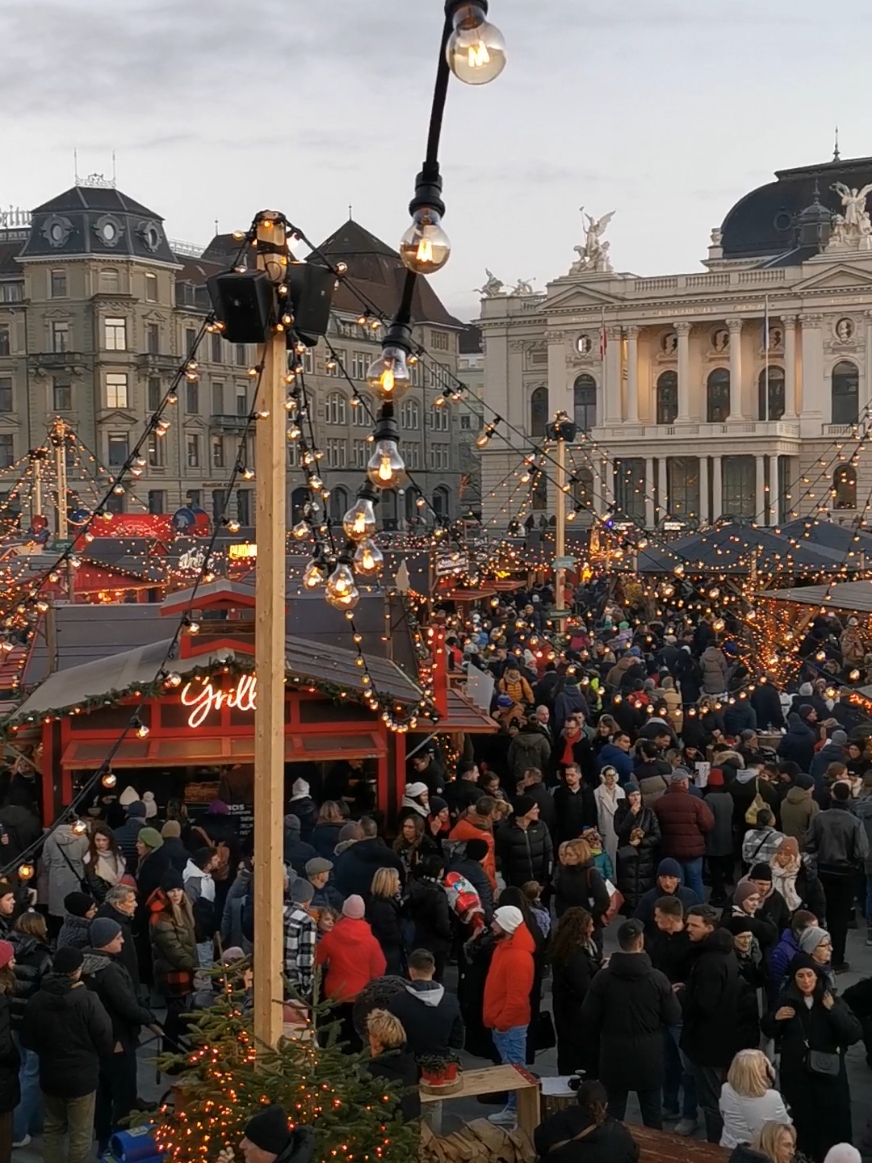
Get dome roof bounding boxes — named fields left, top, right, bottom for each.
left=720, top=154, right=872, bottom=259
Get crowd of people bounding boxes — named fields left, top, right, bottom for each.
left=0, top=587, right=871, bottom=1162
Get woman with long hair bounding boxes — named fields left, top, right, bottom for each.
left=83, top=825, right=126, bottom=902
left=10, top=912, right=51, bottom=1148
left=550, top=907, right=601, bottom=1076
left=554, top=838, right=610, bottom=937
left=533, top=1079, right=639, bottom=1163
left=148, top=870, right=197, bottom=1052
left=366, top=867, right=406, bottom=976
left=593, top=766, right=625, bottom=868
left=746, top=1122, right=798, bottom=1163
left=0, top=943, right=18, bottom=1163
left=718, top=1049, right=791, bottom=1149
left=310, top=801, right=347, bottom=859
left=762, top=956, right=860, bottom=1161
left=392, top=815, right=436, bottom=875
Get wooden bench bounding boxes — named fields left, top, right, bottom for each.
left=631, top=1124, right=731, bottom=1162
left=419, top=1063, right=540, bottom=1140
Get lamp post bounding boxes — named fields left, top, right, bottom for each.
left=549, top=412, right=578, bottom=614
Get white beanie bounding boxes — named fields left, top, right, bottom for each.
left=494, top=905, right=523, bottom=935
left=142, top=790, right=157, bottom=819
left=118, top=785, right=139, bottom=808
left=404, top=782, right=429, bottom=799
left=291, top=779, right=310, bottom=800
left=823, top=1147, right=861, bottom=1163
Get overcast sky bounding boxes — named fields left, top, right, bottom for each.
left=3, top=0, right=870, bottom=321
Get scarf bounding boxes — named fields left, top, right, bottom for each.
left=770, top=860, right=802, bottom=912
left=91, top=851, right=125, bottom=886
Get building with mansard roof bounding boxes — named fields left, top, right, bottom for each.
left=477, top=152, right=872, bottom=531
left=0, top=182, right=475, bottom=531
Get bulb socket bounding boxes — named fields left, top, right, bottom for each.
left=409, top=165, right=446, bottom=219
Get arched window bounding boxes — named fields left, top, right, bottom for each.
left=656, top=371, right=678, bottom=425
left=530, top=386, right=549, bottom=437
left=329, top=486, right=349, bottom=524
left=833, top=464, right=857, bottom=509
left=99, top=268, right=119, bottom=294
left=326, top=392, right=346, bottom=425
left=351, top=392, right=372, bottom=427
left=832, top=360, right=859, bottom=425
left=432, top=486, right=450, bottom=520
left=758, top=366, right=785, bottom=421
left=573, top=375, right=596, bottom=432
left=706, top=368, right=730, bottom=423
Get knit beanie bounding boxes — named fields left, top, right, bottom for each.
left=118, top=786, right=139, bottom=808
left=493, top=905, right=523, bottom=935
left=142, top=791, right=158, bottom=819
left=342, top=894, right=365, bottom=919
left=243, top=1106, right=290, bottom=1156
left=160, top=869, right=184, bottom=893
left=831, top=730, right=848, bottom=747
left=64, top=891, right=94, bottom=918
left=53, top=947, right=84, bottom=974
left=794, top=773, right=815, bottom=790
left=89, top=918, right=121, bottom=948
left=290, top=879, right=315, bottom=905
left=126, top=801, right=147, bottom=819
left=799, top=927, right=831, bottom=956
left=137, top=827, right=163, bottom=850
left=657, top=858, right=682, bottom=880
left=514, top=794, right=537, bottom=818
left=734, top=882, right=760, bottom=907
left=0, top=941, right=14, bottom=970
left=748, top=863, right=772, bottom=882
left=161, top=820, right=181, bottom=839
left=464, top=838, right=490, bottom=862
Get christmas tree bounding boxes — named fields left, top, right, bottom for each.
left=139, top=991, right=419, bottom=1163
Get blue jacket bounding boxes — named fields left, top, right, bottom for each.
left=777, top=717, right=816, bottom=774
left=595, top=744, right=634, bottom=784
left=767, top=929, right=800, bottom=1001
left=112, top=818, right=144, bottom=868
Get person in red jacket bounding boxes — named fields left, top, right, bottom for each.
left=315, top=894, right=386, bottom=1051
left=653, top=770, right=714, bottom=905
left=483, top=905, right=535, bottom=1127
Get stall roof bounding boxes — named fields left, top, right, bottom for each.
left=11, top=634, right=422, bottom=722
left=756, top=580, right=872, bottom=613
left=632, top=523, right=850, bottom=574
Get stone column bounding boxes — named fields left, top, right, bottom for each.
left=756, top=454, right=766, bottom=524
left=657, top=457, right=668, bottom=522
left=604, top=327, right=622, bottom=424
left=783, top=317, right=797, bottom=419
left=799, top=313, right=823, bottom=429
left=626, top=325, right=639, bottom=423
left=676, top=322, right=691, bottom=421
left=865, top=312, right=872, bottom=410
left=698, top=456, right=709, bottom=525
left=712, top=456, right=723, bottom=520
left=728, top=319, right=744, bottom=419
left=644, top=456, right=655, bottom=528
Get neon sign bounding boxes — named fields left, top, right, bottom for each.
left=180, top=675, right=257, bottom=728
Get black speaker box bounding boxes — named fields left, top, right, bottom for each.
left=286, top=262, right=336, bottom=345
left=207, top=271, right=275, bottom=344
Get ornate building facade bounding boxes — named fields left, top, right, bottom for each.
left=0, top=183, right=470, bottom=529
left=478, top=153, right=872, bottom=530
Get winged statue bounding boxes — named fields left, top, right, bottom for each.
left=831, top=182, right=872, bottom=234
left=571, top=208, right=615, bottom=273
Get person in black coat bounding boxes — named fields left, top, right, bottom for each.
left=550, top=907, right=601, bottom=1075
left=96, top=885, right=140, bottom=991
left=384, top=948, right=464, bottom=1061
left=777, top=712, right=817, bottom=774
left=675, top=650, right=703, bottom=706
left=446, top=839, right=494, bottom=922
left=0, top=945, right=20, bottom=1154
left=333, top=822, right=406, bottom=899
left=580, top=918, right=681, bottom=1128
left=282, top=815, right=318, bottom=875
left=518, top=770, right=557, bottom=839
left=679, top=906, right=741, bottom=1144
left=750, top=677, right=785, bottom=731
left=495, top=797, right=553, bottom=888
left=533, top=1080, right=640, bottom=1163
left=703, top=769, right=735, bottom=905
left=761, top=953, right=861, bottom=1162
left=553, top=765, right=598, bottom=843
left=405, top=858, right=452, bottom=981
left=158, top=821, right=190, bottom=875
left=364, top=1012, right=421, bottom=1124
left=613, top=784, right=660, bottom=914
left=554, top=841, right=610, bottom=934
left=366, top=868, right=406, bottom=977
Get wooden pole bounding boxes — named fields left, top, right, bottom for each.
left=253, top=212, right=287, bottom=1049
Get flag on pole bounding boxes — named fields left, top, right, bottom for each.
left=762, top=294, right=769, bottom=351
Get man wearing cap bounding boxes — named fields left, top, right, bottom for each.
left=282, top=880, right=317, bottom=997
left=653, top=770, right=714, bottom=904
left=112, top=798, right=147, bottom=868
left=483, top=905, right=535, bottom=1127
left=288, top=778, right=317, bottom=841
left=634, top=859, right=700, bottom=938
left=495, top=795, right=553, bottom=889
left=81, top=917, right=159, bottom=1154
left=21, top=946, right=113, bottom=1163
left=306, top=858, right=343, bottom=912
left=57, top=892, right=97, bottom=951
left=581, top=917, right=681, bottom=1130
left=238, top=1104, right=315, bottom=1163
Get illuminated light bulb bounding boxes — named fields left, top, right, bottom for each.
left=135, top=720, right=150, bottom=738
left=241, top=467, right=255, bottom=480
left=399, top=208, right=451, bottom=275
left=287, top=423, right=302, bottom=441
left=325, top=561, right=360, bottom=610
left=186, top=620, right=200, bottom=635
left=353, top=539, right=384, bottom=578
left=291, top=521, right=309, bottom=540
left=343, top=498, right=377, bottom=540
left=850, top=668, right=861, bottom=681
left=226, top=519, right=241, bottom=534
left=17, top=863, right=34, bottom=881
left=415, top=495, right=427, bottom=509
left=566, top=510, right=577, bottom=522
left=36, top=600, right=48, bottom=613
left=102, top=772, right=117, bottom=788
left=308, top=474, right=323, bottom=491
left=712, top=618, right=725, bottom=632
left=366, top=347, right=412, bottom=401
left=367, top=440, right=408, bottom=489
left=446, top=1, right=506, bottom=84
left=302, top=559, right=326, bottom=590
left=165, top=673, right=182, bottom=687
left=71, top=819, right=87, bottom=835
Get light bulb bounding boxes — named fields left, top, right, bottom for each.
left=302, top=560, right=326, bottom=590
left=71, top=819, right=87, bottom=835
left=399, top=208, right=451, bottom=275
left=367, top=439, right=408, bottom=489
left=291, top=520, right=309, bottom=540
left=325, top=562, right=360, bottom=610
left=446, top=2, right=506, bottom=85
left=366, top=347, right=412, bottom=401
left=102, top=772, right=117, bottom=788
left=343, top=498, right=377, bottom=540
left=415, top=495, right=427, bottom=509
left=353, top=539, right=384, bottom=578
left=18, top=863, right=34, bottom=881
left=135, top=721, right=150, bottom=738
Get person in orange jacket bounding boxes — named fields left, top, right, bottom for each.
left=483, top=905, right=536, bottom=1127
left=315, top=895, right=386, bottom=1051
left=448, top=797, right=497, bottom=889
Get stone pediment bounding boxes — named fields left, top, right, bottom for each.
left=543, top=279, right=626, bottom=313
left=793, top=263, right=872, bottom=292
